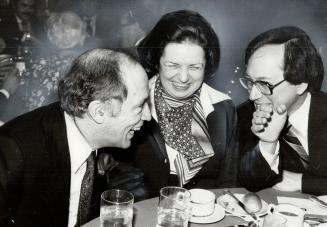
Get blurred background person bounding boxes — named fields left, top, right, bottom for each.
left=0, top=0, right=45, bottom=57
left=132, top=10, right=238, bottom=198
left=1, top=11, right=87, bottom=122
left=0, top=54, right=19, bottom=125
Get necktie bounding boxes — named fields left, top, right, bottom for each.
left=283, top=124, right=309, bottom=168
left=76, top=151, right=96, bottom=226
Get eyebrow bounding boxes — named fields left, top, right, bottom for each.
left=163, top=61, right=204, bottom=65
left=245, top=73, right=269, bottom=81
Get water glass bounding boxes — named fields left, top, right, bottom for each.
left=100, top=189, right=134, bottom=227
left=156, top=186, right=191, bottom=227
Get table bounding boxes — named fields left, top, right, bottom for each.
left=82, top=188, right=317, bottom=227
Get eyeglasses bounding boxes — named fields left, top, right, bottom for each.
left=239, top=77, right=286, bottom=95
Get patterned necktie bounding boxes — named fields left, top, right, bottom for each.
left=283, top=124, right=309, bottom=168
left=76, top=151, right=96, bottom=226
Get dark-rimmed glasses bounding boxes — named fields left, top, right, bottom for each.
left=239, top=77, right=286, bottom=95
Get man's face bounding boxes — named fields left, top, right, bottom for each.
left=246, top=44, right=303, bottom=113
left=105, top=62, right=151, bottom=148
left=16, top=0, right=35, bottom=21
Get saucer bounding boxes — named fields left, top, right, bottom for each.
left=217, top=193, right=268, bottom=217
left=316, top=195, right=327, bottom=209
left=190, top=204, right=225, bottom=224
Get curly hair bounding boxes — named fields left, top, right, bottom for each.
left=245, top=26, right=324, bottom=93
left=46, top=11, right=87, bottom=49
left=58, top=48, right=138, bottom=117
left=137, top=10, right=220, bottom=81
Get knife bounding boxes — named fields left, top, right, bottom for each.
left=309, top=195, right=327, bottom=208
left=223, top=190, right=259, bottom=222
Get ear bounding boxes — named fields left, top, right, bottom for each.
left=296, top=82, right=308, bottom=95
left=87, top=100, right=106, bottom=124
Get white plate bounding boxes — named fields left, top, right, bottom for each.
left=216, top=193, right=268, bottom=217
left=316, top=195, right=327, bottom=209
left=190, top=204, right=225, bottom=224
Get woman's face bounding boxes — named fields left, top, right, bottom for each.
left=159, top=42, right=206, bottom=99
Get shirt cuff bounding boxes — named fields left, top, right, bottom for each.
left=259, top=141, right=280, bottom=174
left=0, top=89, right=10, bottom=99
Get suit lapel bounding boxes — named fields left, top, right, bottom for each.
left=43, top=103, right=71, bottom=226
left=147, top=119, right=168, bottom=161
left=307, top=92, right=327, bottom=174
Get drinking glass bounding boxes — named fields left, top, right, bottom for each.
left=156, top=186, right=191, bottom=227
left=100, top=189, right=134, bottom=227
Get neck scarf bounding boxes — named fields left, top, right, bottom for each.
left=154, top=78, right=214, bottom=185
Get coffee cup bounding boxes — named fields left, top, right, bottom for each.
left=189, top=189, right=215, bottom=217
left=267, top=203, right=304, bottom=227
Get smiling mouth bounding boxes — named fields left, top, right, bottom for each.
left=172, top=82, right=190, bottom=90
left=128, top=124, right=143, bottom=137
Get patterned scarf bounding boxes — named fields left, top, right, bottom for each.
left=154, top=78, right=214, bottom=186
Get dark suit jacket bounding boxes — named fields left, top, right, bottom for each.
left=238, top=92, right=327, bottom=195
left=0, top=103, right=122, bottom=227
left=0, top=92, right=8, bottom=120
left=132, top=99, right=239, bottom=198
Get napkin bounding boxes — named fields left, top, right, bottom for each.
left=277, top=197, right=327, bottom=216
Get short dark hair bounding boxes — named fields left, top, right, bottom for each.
left=245, top=26, right=324, bottom=93
left=137, top=10, right=220, bottom=81
left=58, top=48, right=138, bottom=117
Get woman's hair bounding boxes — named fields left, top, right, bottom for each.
left=245, top=26, right=324, bottom=93
left=137, top=10, right=220, bottom=80
left=46, top=11, right=87, bottom=49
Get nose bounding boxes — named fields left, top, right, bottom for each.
left=178, top=67, right=189, bottom=83
left=249, top=85, right=262, bottom=101
left=141, top=102, right=151, bottom=121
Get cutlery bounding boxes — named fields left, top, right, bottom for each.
left=227, top=221, right=259, bottom=227
left=304, top=215, right=327, bottom=223
left=223, top=190, right=259, bottom=223
left=309, top=195, right=327, bottom=208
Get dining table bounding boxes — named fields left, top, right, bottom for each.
left=82, top=187, right=327, bottom=227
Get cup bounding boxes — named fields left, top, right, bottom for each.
left=100, top=189, right=134, bottom=227
left=267, top=203, right=304, bottom=227
left=156, top=186, right=191, bottom=227
left=263, top=213, right=287, bottom=227
left=189, top=189, right=215, bottom=217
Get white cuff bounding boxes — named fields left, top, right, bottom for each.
left=259, top=141, right=280, bottom=174
left=0, top=89, right=10, bottom=99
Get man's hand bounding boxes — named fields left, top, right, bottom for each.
left=273, top=170, right=302, bottom=191
left=251, top=103, right=288, bottom=143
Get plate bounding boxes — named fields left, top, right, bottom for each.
left=316, top=195, right=327, bottom=209
left=216, top=193, right=268, bottom=217
left=190, top=204, right=225, bottom=224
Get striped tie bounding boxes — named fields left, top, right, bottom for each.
left=283, top=124, right=309, bottom=168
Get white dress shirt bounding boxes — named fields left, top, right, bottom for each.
left=262, top=93, right=311, bottom=173
left=64, top=113, right=93, bottom=227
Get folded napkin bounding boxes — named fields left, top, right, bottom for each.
left=277, top=197, right=327, bottom=216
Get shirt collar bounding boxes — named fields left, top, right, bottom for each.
left=288, top=92, right=311, bottom=135
left=149, top=75, right=230, bottom=120
left=64, top=112, right=93, bottom=174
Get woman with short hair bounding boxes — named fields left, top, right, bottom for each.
left=133, top=10, right=239, bottom=198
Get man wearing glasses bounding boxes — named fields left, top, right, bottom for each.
left=238, top=26, right=327, bottom=195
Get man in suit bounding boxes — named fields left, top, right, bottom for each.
left=238, top=26, right=327, bottom=195
left=0, top=48, right=151, bottom=227
left=0, top=0, right=44, bottom=56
